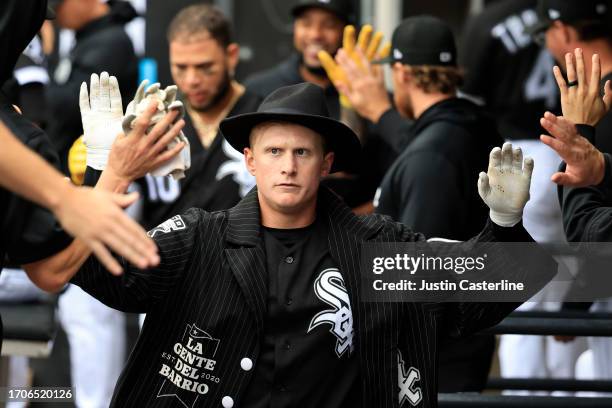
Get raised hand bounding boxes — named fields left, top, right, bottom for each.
left=318, top=24, right=390, bottom=110
left=122, top=80, right=191, bottom=180
left=79, top=72, right=124, bottom=170
left=478, top=143, right=534, bottom=227
left=553, top=48, right=612, bottom=126
left=540, top=112, right=605, bottom=187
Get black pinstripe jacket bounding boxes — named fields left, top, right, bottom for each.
left=73, top=187, right=554, bottom=408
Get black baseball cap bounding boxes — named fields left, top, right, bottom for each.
left=526, top=0, right=611, bottom=36
left=291, top=0, right=354, bottom=24
left=375, top=15, right=457, bottom=67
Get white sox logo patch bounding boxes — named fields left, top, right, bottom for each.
left=398, top=350, right=422, bottom=406
left=216, top=140, right=256, bottom=197
left=308, top=268, right=354, bottom=357
left=148, top=215, right=186, bottom=237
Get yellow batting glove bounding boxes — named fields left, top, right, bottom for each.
left=68, top=136, right=87, bottom=186
left=318, top=24, right=390, bottom=109
left=318, top=50, right=352, bottom=108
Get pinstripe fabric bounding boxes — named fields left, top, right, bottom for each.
left=72, top=187, right=555, bottom=408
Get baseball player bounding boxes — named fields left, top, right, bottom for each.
left=34, top=79, right=557, bottom=407
left=133, top=4, right=261, bottom=231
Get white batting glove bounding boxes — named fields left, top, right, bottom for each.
left=478, top=142, right=534, bottom=227
left=79, top=72, right=123, bottom=170
left=122, top=80, right=190, bottom=180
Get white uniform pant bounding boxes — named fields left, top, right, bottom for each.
left=498, top=140, right=587, bottom=395
left=59, top=285, right=125, bottom=408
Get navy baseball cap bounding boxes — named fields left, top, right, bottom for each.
left=291, top=0, right=354, bottom=24
left=526, top=0, right=611, bottom=36
left=375, top=15, right=457, bottom=67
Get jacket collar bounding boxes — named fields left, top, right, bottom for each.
left=225, top=185, right=382, bottom=247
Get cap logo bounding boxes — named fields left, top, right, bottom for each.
left=548, top=9, right=561, bottom=20
left=597, top=4, right=607, bottom=14
left=440, top=52, right=452, bottom=63
left=393, top=49, right=403, bottom=60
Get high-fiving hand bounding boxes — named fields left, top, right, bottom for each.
left=122, top=80, right=191, bottom=180
left=478, top=143, right=534, bottom=227
left=318, top=24, right=390, bottom=111
left=553, top=48, right=612, bottom=126
left=80, top=72, right=124, bottom=170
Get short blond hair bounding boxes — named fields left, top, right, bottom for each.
left=407, top=65, right=464, bottom=94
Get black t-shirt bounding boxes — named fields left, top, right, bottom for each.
left=242, top=218, right=361, bottom=408
left=460, top=0, right=560, bottom=140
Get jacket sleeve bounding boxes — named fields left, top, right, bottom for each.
left=396, top=217, right=557, bottom=339
left=439, top=220, right=557, bottom=339
left=71, top=207, right=203, bottom=313
left=558, top=152, right=612, bottom=243
left=394, top=151, right=466, bottom=239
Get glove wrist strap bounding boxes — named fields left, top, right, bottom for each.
left=489, top=210, right=521, bottom=228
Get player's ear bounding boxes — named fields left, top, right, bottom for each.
left=244, top=147, right=256, bottom=176
left=321, top=152, right=334, bottom=177
left=226, top=43, right=240, bottom=75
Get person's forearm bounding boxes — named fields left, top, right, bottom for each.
left=23, top=239, right=91, bottom=292
left=96, top=166, right=132, bottom=194
left=0, top=121, right=73, bottom=212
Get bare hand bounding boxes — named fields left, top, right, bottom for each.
left=106, top=102, right=186, bottom=182
left=334, top=48, right=392, bottom=123
left=540, top=112, right=605, bottom=187
left=53, top=184, right=159, bottom=274
left=553, top=48, right=612, bottom=126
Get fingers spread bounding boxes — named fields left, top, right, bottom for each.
left=90, top=73, right=100, bottom=111
left=523, top=156, right=534, bottom=179
left=343, top=25, right=356, bottom=55
left=565, top=52, right=577, bottom=85
left=357, top=24, right=373, bottom=53
left=99, top=71, right=111, bottom=110
left=590, top=53, right=602, bottom=95
left=366, top=31, right=384, bottom=60
left=477, top=172, right=490, bottom=198
left=501, top=142, right=514, bottom=171
left=79, top=82, right=91, bottom=114
left=377, top=42, right=392, bottom=60
left=512, top=147, right=523, bottom=172
left=574, top=48, right=586, bottom=88
left=553, top=66, right=567, bottom=94
left=110, top=75, right=123, bottom=114
left=489, top=147, right=502, bottom=170
left=134, top=79, right=148, bottom=105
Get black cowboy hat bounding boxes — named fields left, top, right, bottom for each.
left=219, top=82, right=360, bottom=173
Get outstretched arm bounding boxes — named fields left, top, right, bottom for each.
left=0, top=120, right=158, bottom=275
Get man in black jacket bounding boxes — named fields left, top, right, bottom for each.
left=35, top=81, right=557, bottom=407
left=46, top=0, right=138, bottom=173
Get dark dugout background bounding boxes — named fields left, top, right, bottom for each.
left=144, top=0, right=480, bottom=86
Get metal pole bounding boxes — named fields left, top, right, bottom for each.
left=371, top=0, right=401, bottom=90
